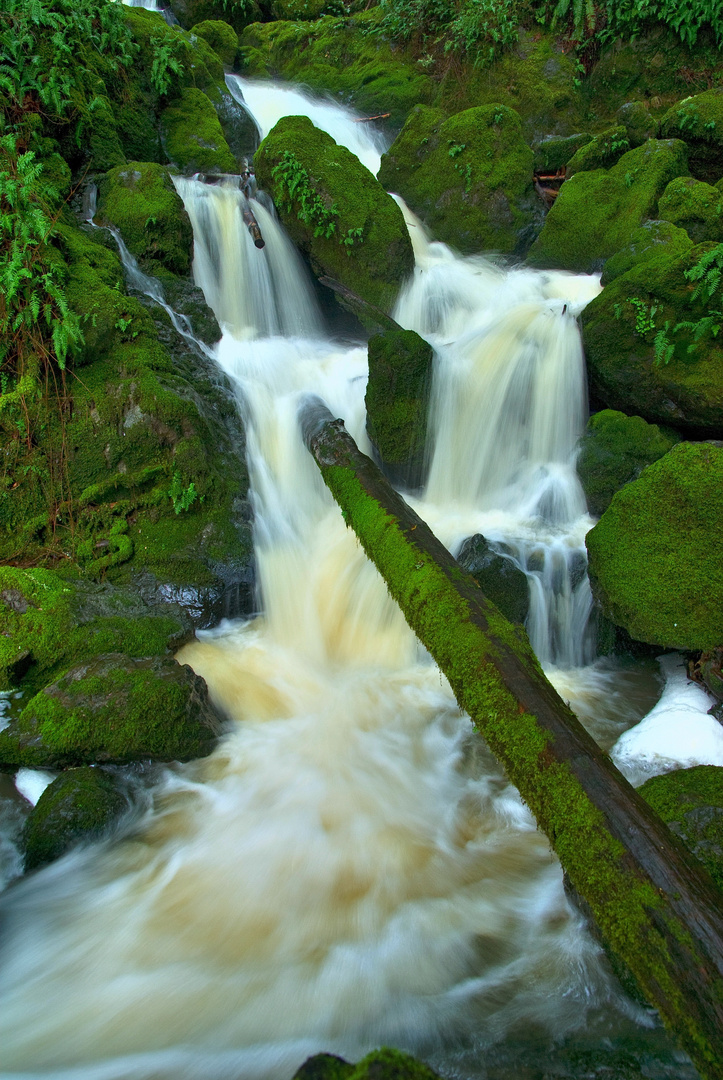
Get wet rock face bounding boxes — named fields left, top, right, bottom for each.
left=576, top=409, right=680, bottom=518
left=254, top=114, right=414, bottom=313
left=377, top=103, right=539, bottom=257
left=23, top=766, right=130, bottom=872
left=639, top=765, right=723, bottom=892
left=585, top=442, right=723, bottom=651
left=456, top=535, right=529, bottom=626
left=365, top=329, right=434, bottom=490
left=0, top=654, right=226, bottom=770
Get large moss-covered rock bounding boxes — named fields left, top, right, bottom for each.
left=600, top=219, right=693, bottom=285
left=456, top=535, right=529, bottom=626
left=585, top=442, right=723, bottom=650
left=365, top=329, right=433, bottom=489
left=190, top=19, right=239, bottom=68
left=168, top=0, right=262, bottom=35
left=581, top=241, right=723, bottom=435
left=659, top=89, right=723, bottom=183
left=565, top=126, right=631, bottom=178
left=161, top=87, right=238, bottom=174
left=23, top=766, right=129, bottom=872
left=292, top=1048, right=441, bottom=1080
left=97, top=162, right=194, bottom=275
left=240, top=12, right=435, bottom=131
left=0, top=654, right=225, bottom=769
left=0, top=567, right=189, bottom=694
left=532, top=133, right=591, bottom=174
left=576, top=409, right=680, bottom=517
left=528, top=139, right=689, bottom=272
left=639, top=766, right=723, bottom=892
left=255, top=115, right=413, bottom=313
left=658, top=176, right=723, bottom=244
left=378, top=104, right=537, bottom=256
left=616, top=101, right=656, bottom=149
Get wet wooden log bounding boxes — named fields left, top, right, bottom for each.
left=299, top=396, right=723, bottom=1080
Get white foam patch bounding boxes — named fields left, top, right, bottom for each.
left=610, top=653, right=723, bottom=787
left=14, top=769, right=57, bottom=807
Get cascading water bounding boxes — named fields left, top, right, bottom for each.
left=0, top=82, right=685, bottom=1080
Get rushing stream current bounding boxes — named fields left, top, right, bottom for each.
left=0, top=81, right=702, bottom=1080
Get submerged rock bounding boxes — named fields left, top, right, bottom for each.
left=527, top=138, right=689, bottom=272
left=255, top=115, right=414, bottom=313
left=365, top=329, right=434, bottom=490
left=0, top=654, right=225, bottom=770
left=378, top=103, right=538, bottom=256
left=456, top=535, right=529, bottom=626
left=639, top=765, right=723, bottom=892
left=23, top=766, right=130, bottom=872
left=585, top=442, right=723, bottom=650
left=576, top=409, right=680, bottom=517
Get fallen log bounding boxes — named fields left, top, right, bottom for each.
left=300, top=397, right=723, bottom=1080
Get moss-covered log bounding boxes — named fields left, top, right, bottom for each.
left=299, top=397, right=723, bottom=1080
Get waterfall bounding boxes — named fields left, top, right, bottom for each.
left=0, top=82, right=679, bottom=1080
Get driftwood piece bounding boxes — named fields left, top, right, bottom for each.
left=300, top=397, right=723, bottom=1080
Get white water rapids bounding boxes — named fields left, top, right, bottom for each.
left=0, top=83, right=702, bottom=1080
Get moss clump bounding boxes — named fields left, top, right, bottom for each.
left=659, top=89, right=723, bottom=183
left=658, top=176, right=723, bottom=244
left=600, top=219, right=693, bottom=285
left=378, top=103, right=536, bottom=256
left=255, top=115, right=414, bottom=312
left=576, top=409, right=681, bottom=517
left=190, top=19, right=239, bottom=67
left=639, top=766, right=723, bottom=892
left=616, top=101, right=656, bottom=148
left=533, top=133, right=591, bottom=174
left=169, top=0, right=262, bottom=35
left=161, top=87, right=238, bottom=174
left=365, top=329, right=433, bottom=489
left=528, top=139, right=690, bottom=272
left=97, top=162, right=194, bottom=275
left=566, top=126, right=631, bottom=177
left=582, top=241, right=723, bottom=435
left=456, top=534, right=529, bottom=625
left=23, top=766, right=129, bottom=872
left=586, top=442, right=723, bottom=650
left=240, top=12, right=435, bottom=131
left=0, top=654, right=224, bottom=769
left=292, top=1048, right=442, bottom=1080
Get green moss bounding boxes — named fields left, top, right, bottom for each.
left=658, top=176, right=723, bottom=244
left=616, top=100, right=656, bottom=148
left=659, top=89, right=723, bottom=183
left=528, top=139, right=690, bottom=272
left=566, top=126, right=630, bottom=177
left=161, top=86, right=238, bottom=174
left=255, top=115, right=413, bottom=312
left=640, top=766, right=723, bottom=891
left=23, top=766, right=128, bottom=871
left=365, top=329, right=433, bottom=487
left=586, top=442, right=723, bottom=649
left=601, top=219, right=693, bottom=285
left=97, top=162, right=194, bottom=275
left=0, top=654, right=222, bottom=768
left=582, top=241, right=723, bottom=434
left=378, top=103, right=536, bottom=256
left=533, top=133, right=592, bottom=174
left=169, top=0, right=262, bottom=35
left=190, top=19, right=239, bottom=67
left=576, top=409, right=680, bottom=517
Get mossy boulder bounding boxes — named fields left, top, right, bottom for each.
left=254, top=115, right=414, bottom=313
left=292, top=1048, right=441, bottom=1080
left=582, top=241, right=723, bottom=436
left=378, top=104, right=537, bottom=256
left=639, top=766, right=723, bottom=892
left=527, top=139, right=689, bottom=272
left=456, top=535, right=529, bottom=626
left=161, top=87, right=238, bottom=174
left=565, top=126, right=631, bottom=178
left=23, top=766, right=129, bottom=872
left=576, top=409, right=680, bottom=517
left=659, top=89, right=723, bottom=183
left=239, top=12, right=435, bottom=131
left=168, top=0, right=263, bottom=34
left=269, top=0, right=340, bottom=18
left=365, top=329, right=433, bottom=489
left=693, top=648, right=723, bottom=709
left=600, top=219, right=693, bottom=285
left=658, top=176, right=723, bottom=244
left=533, top=133, right=591, bottom=175
left=97, top=162, right=194, bottom=276
left=616, top=101, right=656, bottom=148
left=0, top=567, right=189, bottom=694
left=190, top=19, right=239, bottom=68
left=0, top=654, right=225, bottom=770
left=585, top=442, right=723, bottom=650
